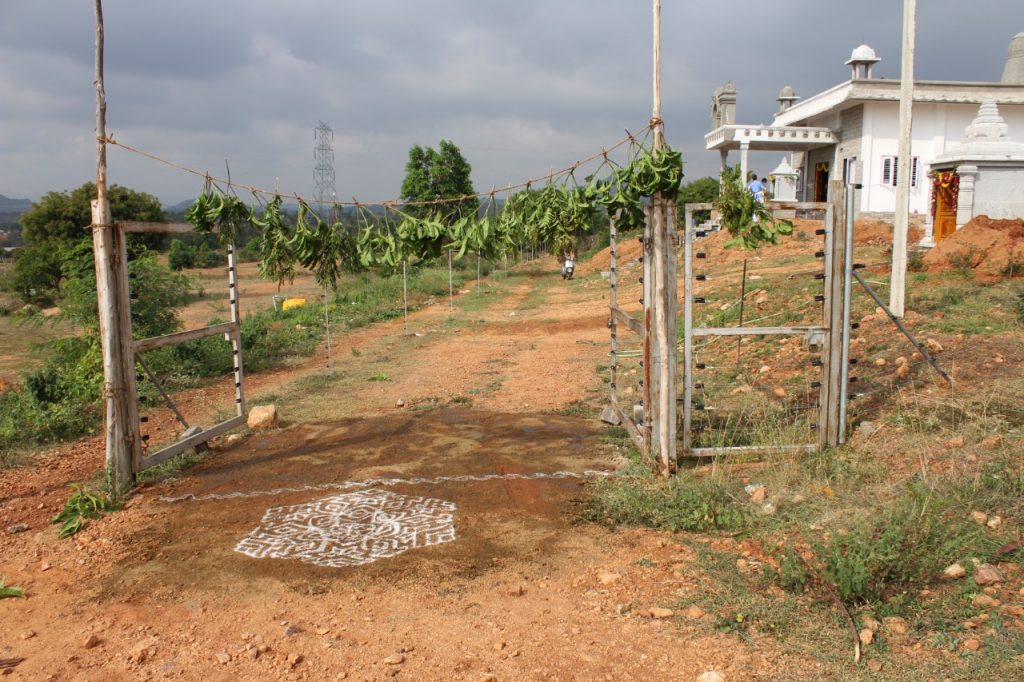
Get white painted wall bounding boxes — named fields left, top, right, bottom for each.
left=974, top=167, right=1024, bottom=219
left=807, top=101, right=1024, bottom=215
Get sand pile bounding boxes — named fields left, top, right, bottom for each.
left=855, top=219, right=923, bottom=246
left=923, top=215, right=1024, bottom=278
left=581, top=237, right=643, bottom=276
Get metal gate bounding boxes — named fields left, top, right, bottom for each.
left=114, top=220, right=247, bottom=473
left=680, top=190, right=847, bottom=457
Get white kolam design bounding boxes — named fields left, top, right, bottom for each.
left=235, top=489, right=456, bottom=568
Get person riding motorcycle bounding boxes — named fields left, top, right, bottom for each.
left=561, top=252, right=576, bottom=280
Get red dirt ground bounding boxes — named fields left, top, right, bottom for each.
left=1, top=253, right=1017, bottom=680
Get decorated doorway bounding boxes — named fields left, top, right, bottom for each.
left=813, top=162, right=830, bottom=202
left=932, top=170, right=959, bottom=241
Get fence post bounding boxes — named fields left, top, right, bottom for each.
left=93, top=0, right=139, bottom=496
left=819, top=182, right=847, bottom=449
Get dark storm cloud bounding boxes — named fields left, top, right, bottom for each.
left=1, top=1, right=1021, bottom=204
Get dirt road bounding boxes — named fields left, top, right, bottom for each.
left=2, top=259, right=826, bottom=681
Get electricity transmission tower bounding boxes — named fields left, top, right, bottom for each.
left=313, top=121, right=336, bottom=221
left=313, top=121, right=337, bottom=373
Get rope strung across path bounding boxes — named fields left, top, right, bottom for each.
left=103, top=124, right=652, bottom=209
left=156, top=469, right=614, bottom=504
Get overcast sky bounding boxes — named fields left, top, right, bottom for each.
left=1, top=1, right=1022, bottom=205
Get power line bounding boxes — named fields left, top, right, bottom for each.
left=101, top=124, right=651, bottom=209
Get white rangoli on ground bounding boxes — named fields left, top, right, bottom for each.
left=235, top=489, right=456, bottom=568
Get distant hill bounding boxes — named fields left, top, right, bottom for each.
left=0, top=195, right=32, bottom=213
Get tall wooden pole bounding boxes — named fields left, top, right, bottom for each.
left=649, top=0, right=675, bottom=473
left=890, top=0, right=916, bottom=317
left=93, top=0, right=136, bottom=497
left=652, top=0, right=664, bottom=150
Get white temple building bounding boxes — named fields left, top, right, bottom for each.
left=705, top=34, right=1024, bottom=242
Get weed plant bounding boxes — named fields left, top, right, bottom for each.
left=50, top=483, right=121, bottom=538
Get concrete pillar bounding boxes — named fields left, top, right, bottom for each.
left=955, top=165, right=978, bottom=228
left=740, top=142, right=750, bottom=183
left=719, top=149, right=729, bottom=176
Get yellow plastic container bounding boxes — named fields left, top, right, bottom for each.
left=281, top=297, right=308, bottom=311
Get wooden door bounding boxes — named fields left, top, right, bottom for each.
left=813, top=163, right=830, bottom=203
left=933, top=172, right=959, bottom=241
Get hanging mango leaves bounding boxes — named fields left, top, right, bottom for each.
left=250, top=195, right=295, bottom=290
left=185, top=189, right=250, bottom=247
left=182, top=140, right=687, bottom=286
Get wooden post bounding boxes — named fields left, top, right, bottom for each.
left=402, top=259, right=409, bottom=333
left=647, top=0, right=676, bottom=472
left=642, top=206, right=655, bottom=449
left=662, top=199, right=678, bottom=470
left=890, top=0, right=916, bottom=317
left=324, top=283, right=333, bottom=375
left=92, top=0, right=138, bottom=496
left=448, top=249, right=454, bottom=312
left=651, top=0, right=664, bottom=149
left=820, top=183, right=846, bottom=448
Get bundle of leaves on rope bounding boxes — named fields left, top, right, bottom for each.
left=182, top=138, right=686, bottom=286
left=713, top=166, right=793, bottom=249
left=497, top=144, right=685, bottom=257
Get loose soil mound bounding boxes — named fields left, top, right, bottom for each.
left=580, top=237, right=643, bottom=276
left=923, top=215, right=1024, bottom=278
left=855, top=219, right=923, bottom=247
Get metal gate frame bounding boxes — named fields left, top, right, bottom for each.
left=680, top=186, right=848, bottom=457
left=115, top=221, right=247, bottom=472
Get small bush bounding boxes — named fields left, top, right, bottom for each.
left=813, top=479, right=1004, bottom=604
left=167, top=239, right=194, bottom=270
left=907, top=248, right=926, bottom=272
left=948, top=247, right=977, bottom=272
left=237, top=239, right=261, bottom=263
left=193, top=243, right=223, bottom=268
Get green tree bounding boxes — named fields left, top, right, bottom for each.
left=677, top=176, right=720, bottom=225
left=21, top=183, right=164, bottom=243
left=14, top=183, right=166, bottom=303
left=11, top=241, right=66, bottom=304
left=399, top=140, right=478, bottom=224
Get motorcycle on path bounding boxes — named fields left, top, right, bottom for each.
left=561, top=255, right=576, bottom=280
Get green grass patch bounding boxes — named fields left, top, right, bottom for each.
left=584, top=451, right=751, bottom=533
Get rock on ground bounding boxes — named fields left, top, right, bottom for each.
left=247, top=404, right=278, bottom=430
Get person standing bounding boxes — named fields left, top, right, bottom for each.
left=747, top=174, right=765, bottom=203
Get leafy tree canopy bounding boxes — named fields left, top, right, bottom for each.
left=399, top=140, right=478, bottom=224
left=21, top=182, right=164, bottom=244
left=678, top=176, right=720, bottom=207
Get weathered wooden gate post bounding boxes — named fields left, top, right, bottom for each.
left=819, top=181, right=847, bottom=449
left=92, top=0, right=141, bottom=497
left=646, top=0, right=677, bottom=473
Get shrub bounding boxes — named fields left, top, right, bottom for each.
left=167, top=239, right=194, bottom=270
left=813, top=479, right=1004, bottom=604
left=192, top=243, right=223, bottom=268
left=907, top=248, right=926, bottom=272
left=948, top=247, right=977, bottom=272
left=237, top=239, right=261, bottom=263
